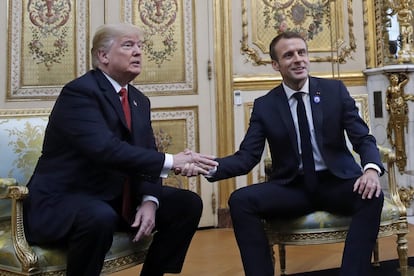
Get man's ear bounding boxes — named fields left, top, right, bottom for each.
left=271, top=60, right=279, bottom=71
left=97, top=50, right=109, bottom=65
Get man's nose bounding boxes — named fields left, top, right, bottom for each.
left=293, top=52, right=303, bottom=61
left=132, top=44, right=142, bottom=55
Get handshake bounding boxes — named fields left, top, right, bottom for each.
left=172, top=149, right=218, bottom=176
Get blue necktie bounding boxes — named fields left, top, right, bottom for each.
left=293, top=92, right=317, bottom=191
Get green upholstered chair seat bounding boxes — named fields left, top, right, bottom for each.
left=265, top=197, right=400, bottom=234
left=0, top=218, right=152, bottom=274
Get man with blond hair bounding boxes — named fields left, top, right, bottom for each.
left=23, top=23, right=217, bottom=276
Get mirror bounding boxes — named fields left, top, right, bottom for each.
left=381, top=0, right=414, bottom=64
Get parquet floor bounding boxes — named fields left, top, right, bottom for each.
left=112, top=225, right=414, bottom=276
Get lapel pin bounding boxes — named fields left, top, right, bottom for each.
left=314, top=91, right=321, bottom=103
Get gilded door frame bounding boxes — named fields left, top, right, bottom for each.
left=213, top=0, right=235, bottom=211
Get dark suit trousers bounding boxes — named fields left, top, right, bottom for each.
left=139, top=186, right=203, bottom=276
left=31, top=186, right=202, bottom=276
left=228, top=171, right=384, bottom=276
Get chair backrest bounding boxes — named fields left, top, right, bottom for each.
left=0, top=109, right=50, bottom=219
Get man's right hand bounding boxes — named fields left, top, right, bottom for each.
left=172, top=149, right=217, bottom=176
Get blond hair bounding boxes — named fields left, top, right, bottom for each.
left=90, top=23, right=143, bottom=69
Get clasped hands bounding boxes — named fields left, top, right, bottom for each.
left=173, top=149, right=217, bottom=176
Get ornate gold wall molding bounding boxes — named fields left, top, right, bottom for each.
left=123, top=0, right=197, bottom=96
left=7, top=0, right=89, bottom=100
left=241, top=0, right=357, bottom=65
left=362, top=0, right=383, bottom=68
left=213, top=0, right=236, bottom=209
left=151, top=107, right=200, bottom=193
left=233, top=72, right=366, bottom=91
left=353, top=94, right=371, bottom=127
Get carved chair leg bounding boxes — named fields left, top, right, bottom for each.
left=372, top=239, right=380, bottom=267
left=278, top=244, right=286, bottom=276
left=397, top=232, right=409, bottom=276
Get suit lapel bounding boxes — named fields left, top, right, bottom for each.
left=273, top=86, right=299, bottom=156
left=95, top=69, right=130, bottom=131
left=127, top=84, right=145, bottom=135
left=309, top=77, right=324, bottom=149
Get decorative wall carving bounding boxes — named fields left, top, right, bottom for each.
left=123, top=0, right=196, bottom=95
left=241, top=0, right=357, bottom=65
left=7, top=0, right=89, bottom=100
left=385, top=72, right=414, bottom=172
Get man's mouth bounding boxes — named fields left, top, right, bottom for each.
left=293, top=67, right=306, bottom=72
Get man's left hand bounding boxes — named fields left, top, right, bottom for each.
left=131, top=200, right=157, bottom=242
left=353, top=169, right=382, bottom=199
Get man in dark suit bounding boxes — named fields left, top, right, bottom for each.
left=206, top=32, right=384, bottom=276
left=23, top=23, right=217, bottom=276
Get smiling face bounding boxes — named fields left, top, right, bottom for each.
left=97, top=33, right=143, bottom=86
left=271, top=37, right=310, bottom=91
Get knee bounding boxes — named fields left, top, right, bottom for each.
left=228, top=188, right=247, bottom=210
left=181, top=190, right=203, bottom=218
left=79, top=205, right=118, bottom=236
left=371, top=191, right=384, bottom=208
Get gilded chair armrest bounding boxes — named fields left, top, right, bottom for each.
left=377, top=146, right=407, bottom=216
left=0, top=178, right=28, bottom=200
left=0, top=178, right=38, bottom=272
left=378, top=146, right=394, bottom=164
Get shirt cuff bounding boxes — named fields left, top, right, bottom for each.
left=204, top=166, right=218, bottom=178
left=140, top=195, right=159, bottom=209
left=160, top=153, right=173, bottom=178
left=363, top=163, right=381, bottom=176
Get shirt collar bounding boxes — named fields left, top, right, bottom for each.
left=101, top=71, right=127, bottom=94
left=282, top=78, right=310, bottom=99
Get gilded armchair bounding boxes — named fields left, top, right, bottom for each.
left=263, top=144, right=409, bottom=274
left=0, top=109, right=152, bottom=275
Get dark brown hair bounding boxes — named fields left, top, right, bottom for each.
left=269, top=32, right=307, bottom=61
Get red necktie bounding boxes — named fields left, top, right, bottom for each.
left=119, top=87, right=131, bottom=130
left=119, top=88, right=132, bottom=222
